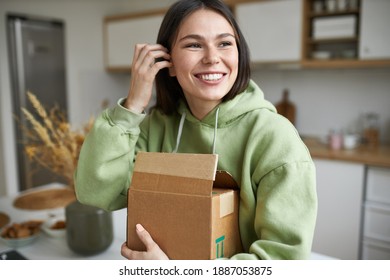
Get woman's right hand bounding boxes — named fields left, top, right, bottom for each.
left=121, top=224, right=169, bottom=260
left=124, top=44, right=171, bottom=113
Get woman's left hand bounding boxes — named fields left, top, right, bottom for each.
left=121, top=224, right=169, bottom=260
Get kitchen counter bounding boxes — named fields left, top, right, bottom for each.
left=303, top=137, right=390, bottom=168
left=0, top=184, right=127, bottom=260
left=0, top=184, right=336, bottom=260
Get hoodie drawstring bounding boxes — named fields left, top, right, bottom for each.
left=173, top=111, right=186, bottom=153
left=172, top=107, right=220, bottom=155
left=212, top=107, right=219, bottom=154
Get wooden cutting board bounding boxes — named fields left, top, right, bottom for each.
left=13, top=188, right=76, bottom=210
left=275, top=89, right=296, bottom=125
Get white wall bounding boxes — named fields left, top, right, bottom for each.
left=252, top=68, right=390, bottom=142
left=0, top=0, right=390, bottom=196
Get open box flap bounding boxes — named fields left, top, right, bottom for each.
left=131, top=152, right=218, bottom=196
left=214, top=170, right=239, bottom=190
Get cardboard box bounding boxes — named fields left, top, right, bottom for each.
left=313, top=15, right=356, bottom=39
left=127, top=152, right=242, bottom=260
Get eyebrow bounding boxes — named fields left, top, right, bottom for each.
left=178, top=33, right=236, bottom=42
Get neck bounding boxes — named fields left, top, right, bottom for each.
left=188, top=102, right=220, bottom=120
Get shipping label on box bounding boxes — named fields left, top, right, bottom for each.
left=127, top=152, right=242, bottom=260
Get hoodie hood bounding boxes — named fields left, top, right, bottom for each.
left=177, top=79, right=276, bottom=127
left=173, top=79, right=277, bottom=154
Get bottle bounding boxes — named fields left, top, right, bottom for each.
left=275, top=89, right=296, bottom=126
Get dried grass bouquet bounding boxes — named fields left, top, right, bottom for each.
left=20, top=92, right=94, bottom=189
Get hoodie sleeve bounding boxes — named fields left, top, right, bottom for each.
left=228, top=108, right=318, bottom=260
left=229, top=160, right=317, bottom=260
left=258, top=161, right=316, bottom=259
left=74, top=99, right=146, bottom=211
left=229, top=161, right=317, bottom=260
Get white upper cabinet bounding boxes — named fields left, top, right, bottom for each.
left=104, top=11, right=165, bottom=71
left=235, top=0, right=302, bottom=63
left=359, top=0, right=390, bottom=60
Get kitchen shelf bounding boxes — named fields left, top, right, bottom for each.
left=308, top=9, right=360, bottom=18
left=307, top=37, right=358, bottom=44
left=302, top=0, right=390, bottom=68
left=302, top=0, right=361, bottom=64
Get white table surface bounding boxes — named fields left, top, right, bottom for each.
left=0, top=184, right=336, bottom=260
left=0, top=183, right=127, bottom=260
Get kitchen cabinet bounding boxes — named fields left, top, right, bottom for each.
left=305, top=138, right=390, bottom=259
left=235, top=0, right=302, bottom=64
left=312, top=159, right=364, bottom=259
left=301, top=0, right=362, bottom=67
left=301, top=0, right=390, bottom=68
left=103, top=10, right=165, bottom=71
left=359, top=0, right=390, bottom=60
left=102, top=0, right=390, bottom=70
left=361, top=166, right=390, bottom=259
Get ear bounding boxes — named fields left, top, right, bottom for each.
left=169, top=64, right=176, bottom=77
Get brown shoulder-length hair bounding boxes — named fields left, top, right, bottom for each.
left=154, top=0, right=251, bottom=115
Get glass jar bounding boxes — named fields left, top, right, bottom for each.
left=65, top=200, right=113, bottom=255
left=329, top=129, right=342, bottom=150
left=362, top=113, right=380, bottom=147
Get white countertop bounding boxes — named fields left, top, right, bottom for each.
left=0, top=184, right=127, bottom=260
left=0, top=184, right=336, bottom=260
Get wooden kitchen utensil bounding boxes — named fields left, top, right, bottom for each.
left=275, top=89, right=296, bottom=125
left=13, top=188, right=76, bottom=210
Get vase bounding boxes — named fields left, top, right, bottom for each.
left=65, top=200, right=113, bottom=255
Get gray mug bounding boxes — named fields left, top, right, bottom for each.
left=65, top=200, right=113, bottom=255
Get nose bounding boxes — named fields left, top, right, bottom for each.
left=202, top=47, right=220, bottom=65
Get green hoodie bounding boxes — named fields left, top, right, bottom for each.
left=75, top=80, right=317, bottom=260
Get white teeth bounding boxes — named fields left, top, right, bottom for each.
left=199, top=73, right=223, bottom=81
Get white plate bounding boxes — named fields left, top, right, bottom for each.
left=42, top=217, right=66, bottom=238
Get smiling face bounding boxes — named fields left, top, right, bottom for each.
left=169, top=9, right=239, bottom=119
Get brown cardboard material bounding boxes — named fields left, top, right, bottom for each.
left=127, top=152, right=242, bottom=260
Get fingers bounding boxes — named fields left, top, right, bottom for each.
left=135, top=224, right=156, bottom=251
left=121, top=241, right=134, bottom=259
left=132, top=43, right=171, bottom=74
left=121, top=241, right=144, bottom=260
left=120, top=224, right=169, bottom=260
left=125, top=43, right=171, bottom=113
left=134, top=224, right=168, bottom=259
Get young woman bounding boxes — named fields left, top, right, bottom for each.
left=75, top=0, right=317, bottom=260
